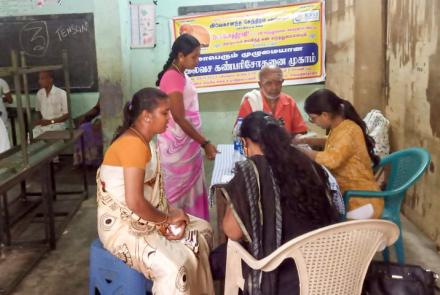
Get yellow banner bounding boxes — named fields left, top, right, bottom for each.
left=172, top=1, right=325, bottom=92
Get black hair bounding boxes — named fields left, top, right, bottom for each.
left=155, top=34, right=200, bottom=86
left=304, top=89, right=380, bottom=166
left=112, top=87, right=168, bottom=142
left=39, top=70, right=54, bottom=79
left=240, top=111, right=339, bottom=226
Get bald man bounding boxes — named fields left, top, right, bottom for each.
left=237, top=65, right=307, bottom=136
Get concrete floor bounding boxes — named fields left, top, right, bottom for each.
left=6, top=175, right=440, bottom=294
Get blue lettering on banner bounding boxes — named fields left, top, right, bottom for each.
left=187, top=43, right=318, bottom=77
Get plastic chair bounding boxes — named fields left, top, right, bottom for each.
left=89, top=239, right=153, bottom=295
left=344, top=147, right=431, bottom=264
left=224, top=220, right=399, bottom=295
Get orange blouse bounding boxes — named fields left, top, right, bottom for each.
left=315, top=119, right=383, bottom=218
left=103, top=134, right=151, bottom=169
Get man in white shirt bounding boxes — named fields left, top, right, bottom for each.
left=0, top=78, right=12, bottom=132
left=0, top=78, right=12, bottom=152
left=33, top=71, right=69, bottom=138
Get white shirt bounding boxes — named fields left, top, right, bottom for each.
left=35, top=85, right=68, bottom=120
left=0, top=118, right=10, bottom=153
left=0, top=78, right=10, bottom=127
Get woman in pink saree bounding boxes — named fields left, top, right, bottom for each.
left=156, top=34, right=217, bottom=221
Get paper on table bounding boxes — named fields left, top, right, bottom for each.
left=221, top=174, right=234, bottom=183
left=297, top=131, right=317, bottom=139
left=294, top=143, right=312, bottom=150
left=346, top=203, right=374, bottom=219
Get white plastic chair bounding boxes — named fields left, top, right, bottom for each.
left=224, top=219, right=399, bottom=295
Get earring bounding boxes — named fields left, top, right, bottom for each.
left=145, top=117, right=151, bottom=123
left=243, top=146, right=249, bottom=157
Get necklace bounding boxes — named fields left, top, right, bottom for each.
left=130, top=126, right=167, bottom=210
left=129, top=127, right=148, bottom=147
left=171, top=63, right=183, bottom=74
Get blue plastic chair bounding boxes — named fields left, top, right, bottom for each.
left=89, top=239, right=153, bottom=295
left=343, top=147, right=431, bottom=264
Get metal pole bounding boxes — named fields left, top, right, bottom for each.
left=20, top=51, right=33, bottom=142
left=11, top=50, right=28, bottom=166
left=62, top=50, right=74, bottom=138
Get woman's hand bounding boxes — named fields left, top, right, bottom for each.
left=163, top=207, right=189, bottom=240
left=292, top=134, right=305, bottom=145
left=164, top=221, right=187, bottom=240
left=168, top=207, right=189, bottom=225
left=204, top=143, right=218, bottom=160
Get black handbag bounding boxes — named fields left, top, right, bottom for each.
left=362, top=260, right=440, bottom=295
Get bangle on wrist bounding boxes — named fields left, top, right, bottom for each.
left=155, top=214, right=168, bottom=225
left=201, top=140, right=210, bottom=148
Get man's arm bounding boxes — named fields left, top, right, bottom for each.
left=2, top=92, right=12, bottom=104
left=36, top=113, right=68, bottom=126
left=289, top=99, right=308, bottom=136
left=236, top=98, right=252, bottom=122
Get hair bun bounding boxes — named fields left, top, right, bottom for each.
left=264, top=115, right=283, bottom=127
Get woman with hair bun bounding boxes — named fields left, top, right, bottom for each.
left=97, top=87, right=214, bottom=295
left=211, top=111, right=339, bottom=295
left=298, top=88, right=383, bottom=219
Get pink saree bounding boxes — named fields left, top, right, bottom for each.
left=158, top=70, right=209, bottom=221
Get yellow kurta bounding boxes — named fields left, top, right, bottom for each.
left=315, top=119, right=384, bottom=218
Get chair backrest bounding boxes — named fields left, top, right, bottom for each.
left=381, top=147, right=431, bottom=192
left=225, top=220, right=399, bottom=295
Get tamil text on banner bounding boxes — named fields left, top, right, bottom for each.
left=171, top=1, right=325, bottom=93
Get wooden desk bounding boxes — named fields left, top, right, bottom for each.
left=6, top=107, right=33, bottom=147
left=0, top=130, right=90, bottom=294
left=0, top=130, right=87, bottom=249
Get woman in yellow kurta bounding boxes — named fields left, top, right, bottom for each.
left=97, top=88, right=214, bottom=295
left=297, top=89, right=383, bottom=218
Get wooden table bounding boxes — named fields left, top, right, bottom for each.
left=210, top=144, right=241, bottom=246
left=0, top=130, right=88, bottom=295
left=0, top=130, right=87, bottom=248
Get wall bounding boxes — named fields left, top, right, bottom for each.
left=325, top=0, right=386, bottom=116
left=326, top=0, right=440, bottom=246
left=386, top=0, right=440, bottom=246
left=94, top=0, right=132, bottom=146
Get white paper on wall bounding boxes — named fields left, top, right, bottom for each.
left=130, top=3, right=156, bottom=48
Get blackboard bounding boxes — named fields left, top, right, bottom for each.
left=0, top=13, right=98, bottom=92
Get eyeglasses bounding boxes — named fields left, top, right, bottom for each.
left=308, top=114, right=320, bottom=123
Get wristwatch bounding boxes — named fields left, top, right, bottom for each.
left=201, top=140, right=210, bottom=148
left=50, top=119, right=55, bottom=124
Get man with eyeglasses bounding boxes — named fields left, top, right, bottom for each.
left=236, top=64, right=307, bottom=137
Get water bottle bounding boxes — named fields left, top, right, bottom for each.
left=233, top=117, right=243, bottom=161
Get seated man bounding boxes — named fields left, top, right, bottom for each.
left=33, top=71, right=69, bottom=138
left=0, top=78, right=13, bottom=137
left=237, top=65, right=308, bottom=137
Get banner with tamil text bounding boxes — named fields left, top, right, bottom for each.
left=171, top=1, right=325, bottom=93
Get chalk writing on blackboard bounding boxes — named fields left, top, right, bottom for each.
left=19, top=21, right=50, bottom=57
left=55, top=21, right=89, bottom=42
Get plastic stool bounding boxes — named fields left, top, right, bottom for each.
left=89, top=239, right=153, bottom=295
